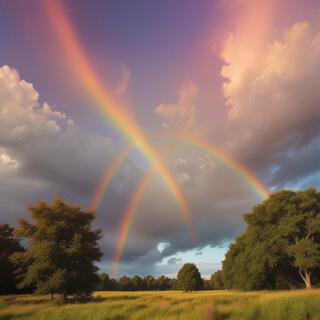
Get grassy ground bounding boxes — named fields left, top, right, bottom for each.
left=0, top=289, right=320, bottom=320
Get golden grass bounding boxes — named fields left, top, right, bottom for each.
left=0, top=289, right=319, bottom=320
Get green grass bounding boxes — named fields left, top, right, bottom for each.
left=0, top=289, right=319, bottom=320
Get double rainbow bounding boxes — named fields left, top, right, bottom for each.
left=43, top=0, right=269, bottom=277
left=44, top=0, right=194, bottom=235
left=105, top=133, right=269, bottom=276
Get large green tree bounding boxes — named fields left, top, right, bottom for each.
left=177, top=263, right=203, bottom=291
left=222, top=189, right=320, bottom=290
left=278, top=189, right=320, bottom=288
left=0, top=224, right=24, bottom=294
left=10, top=197, right=102, bottom=301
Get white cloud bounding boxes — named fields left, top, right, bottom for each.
left=155, top=81, right=198, bottom=132
left=0, top=65, right=122, bottom=221
left=0, top=148, right=20, bottom=169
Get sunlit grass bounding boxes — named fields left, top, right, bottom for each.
left=0, top=289, right=319, bottom=320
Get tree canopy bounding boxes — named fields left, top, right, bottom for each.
left=177, top=263, right=203, bottom=291
left=0, top=224, right=24, bottom=294
left=221, top=188, right=320, bottom=290
left=10, top=197, right=102, bottom=301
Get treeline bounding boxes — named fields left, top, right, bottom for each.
left=1, top=188, right=320, bottom=300
left=0, top=198, right=208, bottom=300
left=211, top=189, right=320, bottom=291
left=96, top=264, right=210, bottom=291
left=96, top=274, right=175, bottom=291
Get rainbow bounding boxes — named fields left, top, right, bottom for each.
left=112, top=168, right=154, bottom=277
left=111, top=134, right=269, bottom=276
left=89, top=146, right=131, bottom=211
left=173, top=132, right=269, bottom=199
left=111, top=143, right=195, bottom=277
left=44, top=0, right=193, bottom=234
left=43, top=0, right=269, bottom=276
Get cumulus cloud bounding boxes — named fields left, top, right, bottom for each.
left=0, top=65, right=141, bottom=228
left=222, top=21, right=320, bottom=186
left=155, top=81, right=198, bottom=132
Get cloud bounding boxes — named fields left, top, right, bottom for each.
left=155, top=81, right=198, bottom=132
left=0, top=65, right=267, bottom=277
left=167, top=257, right=181, bottom=265
left=221, top=21, right=320, bottom=186
left=0, top=65, right=138, bottom=224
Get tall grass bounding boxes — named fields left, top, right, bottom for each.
left=0, top=289, right=319, bottom=320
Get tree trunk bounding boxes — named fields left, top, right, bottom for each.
left=299, top=268, right=312, bottom=289
left=305, top=271, right=312, bottom=289
left=62, top=292, right=68, bottom=303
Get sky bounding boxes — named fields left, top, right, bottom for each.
left=1, top=0, right=320, bottom=278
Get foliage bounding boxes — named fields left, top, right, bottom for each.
left=176, top=263, right=203, bottom=291
left=10, top=197, right=102, bottom=301
left=96, top=274, right=175, bottom=291
left=221, top=188, right=320, bottom=290
left=210, top=270, right=224, bottom=290
left=97, top=273, right=111, bottom=291
left=0, top=224, right=24, bottom=294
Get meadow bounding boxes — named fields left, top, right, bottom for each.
left=1, top=289, right=320, bottom=320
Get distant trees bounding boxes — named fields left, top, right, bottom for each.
left=10, top=197, right=102, bottom=301
left=97, top=273, right=111, bottom=290
left=219, top=189, right=320, bottom=290
left=0, top=224, right=24, bottom=294
left=177, top=263, right=203, bottom=291
left=96, top=274, right=177, bottom=291
left=118, top=276, right=133, bottom=291
left=144, top=275, right=156, bottom=290
left=210, top=270, right=224, bottom=290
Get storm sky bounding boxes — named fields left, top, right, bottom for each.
left=1, top=0, right=320, bottom=278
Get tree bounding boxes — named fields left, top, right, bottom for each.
left=109, top=278, right=118, bottom=290
left=10, top=197, right=102, bottom=301
left=177, top=263, right=203, bottom=291
left=118, top=276, right=133, bottom=291
left=0, top=224, right=24, bottom=294
left=155, top=276, right=172, bottom=290
left=210, top=271, right=224, bottom=290
left=280, top=189, right=320, bottom=288
left=131, top=275, right=144, bottom=290
left=144, top=275, right=155, bottom=290
left=221, top=189, right=320, bottom=290
left=97, top=273, right=111, bottom=291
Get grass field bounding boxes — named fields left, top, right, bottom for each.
left=1, top=289, right=320, bottom=320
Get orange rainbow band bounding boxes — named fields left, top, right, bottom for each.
left=173, top=132, right=269, bottom=199
left=112, top=142, right=196, bottom=277
left=89, top=145, right=132, bottom=211
left=44, top=0, right=193, bottom=234
left=112, top=168, right=154, bottom=277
